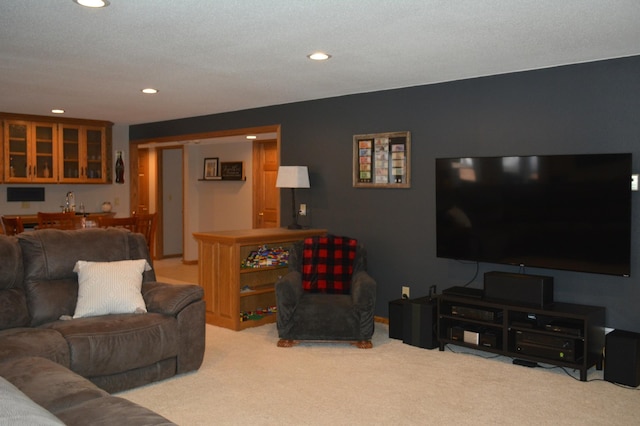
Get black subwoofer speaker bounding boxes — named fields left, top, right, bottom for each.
left=605, top=329, right=640, bottom=387
left=484, top=271, right=553, bottom=308
left=402, top=296, right=438, bottom=349
left=388, top=299, right=407, bottom=340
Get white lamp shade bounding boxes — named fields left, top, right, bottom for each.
left=275, top=166, right=310, bottom=188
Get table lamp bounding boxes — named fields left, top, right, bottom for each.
left=276, top=166, right=310, bottom=229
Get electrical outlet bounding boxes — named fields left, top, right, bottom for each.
left=299, top=203, right=307, bottom=216
left=402, top=286, right=410, bottom=299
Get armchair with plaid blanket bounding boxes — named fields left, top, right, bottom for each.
left=275, top=235, right=377, bottom=348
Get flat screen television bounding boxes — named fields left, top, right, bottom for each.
left=435, top=153, right=632, bottom=276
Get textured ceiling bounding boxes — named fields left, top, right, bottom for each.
left=1, top=0, right=639, bottom=126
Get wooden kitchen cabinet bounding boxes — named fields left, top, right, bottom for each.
left=1, top=113, right=113, bottom=183
left=3, top=119, right=58, bottom=183
left=59, top=123, right=111, bottom=183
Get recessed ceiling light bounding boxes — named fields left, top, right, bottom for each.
left=308, top=52, right=331, bottom=61
left=73, top=0, right=110, bottom=8
left=141, top=88, right=158, bottom=94
left=51, top=109, right=65, bottom=114
left=246, top=135, right=257, bottom=140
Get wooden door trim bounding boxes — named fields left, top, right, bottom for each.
left=129, top=125, right=280, bottom=145
left=156, top=148, right=164, bottom=258
left=129, top=124, right=281, bottom=254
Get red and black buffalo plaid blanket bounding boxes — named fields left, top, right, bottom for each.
left=302, top=235, right=357, bottom=294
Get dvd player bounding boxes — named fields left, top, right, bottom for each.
left=451, top=305, right=498, bottom=322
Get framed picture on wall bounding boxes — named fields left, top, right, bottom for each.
left=203, top=157, right=221, bottom=180
left=353, top=131, right=411, bottom=188
left=220, top=161, right=245, bottom=180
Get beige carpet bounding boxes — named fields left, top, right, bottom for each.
left=118, top=322, right=639, bottom=425
left=153, top=258, right=199, bottom=285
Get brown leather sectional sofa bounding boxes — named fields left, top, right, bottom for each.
left=0, top=228, right=206, bottom=425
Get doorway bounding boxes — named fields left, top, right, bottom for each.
left=129, top=125, right=281, bottom=262
left=253, top=139, right=279, bottom=228
left=158, top=147, right=183, bottom=257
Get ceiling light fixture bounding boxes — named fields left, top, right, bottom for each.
left=51, top=109, right=65, bottom=114
left=307, top=52, right=331, bottom=61
left=141, top=88, right=158, bottom=94
left=73, top=0, right=110, bottom=8
left=246, top=135, right=257, bottom=140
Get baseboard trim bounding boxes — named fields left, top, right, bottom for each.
left=375, top=316, right=389, bottom=324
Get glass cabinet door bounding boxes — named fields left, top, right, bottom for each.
left=33, top=123, right=56, bottom=181
left=61, top=126, right=81, bottom=181
left=85, top=127, right=105, bottom=181
left=7, top=122, right=29, bottom=180
left=4, top=121, right=56, bottom=182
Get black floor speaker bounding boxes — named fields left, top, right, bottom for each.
left=389, top=297, right=438, bottom=349
left=605, top=329, right=640, bottom=387
left=403, top=296, right=438, bottom=349
left=388, top=299, right=407, bottom=340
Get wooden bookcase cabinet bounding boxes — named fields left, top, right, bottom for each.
left=437, top=294, right=605, bottom=381
left=1, top=113, right=112, bottom=183
left=193, top=228, right=326, bottom=331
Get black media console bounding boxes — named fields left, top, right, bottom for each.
left=437, top=292, right=605, bottom=381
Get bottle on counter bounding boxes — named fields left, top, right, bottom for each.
left=115, top=151, right=125, bottom=184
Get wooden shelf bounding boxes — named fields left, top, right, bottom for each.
left=240, top=265, right=287, bottom=274
left=240, top=287, right=275, bottom=298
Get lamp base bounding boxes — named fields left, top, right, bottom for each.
left=287, top=223, right=302, bottom=230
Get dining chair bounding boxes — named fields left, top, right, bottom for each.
left=1, top=216, right=25, bottom=235
left=96, top=215, right=137, bottom=232
left=133, top=212, right=158, bottom=258
left=96, top=213, right=157, bottom=257
left=37, top=211, right=78, bottom=230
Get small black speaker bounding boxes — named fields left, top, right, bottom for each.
left=605, top=329, right=640, bottom=387
left=402, top=296, right=438, bottom=349
left=388, top=299, right=407, bottom=340
left=484, top=271, right=553, bottom=308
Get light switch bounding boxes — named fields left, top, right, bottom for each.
left=632, top=174, right=639, bottom=191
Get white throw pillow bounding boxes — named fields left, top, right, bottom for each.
left=73, top=259, right=151, bottom=318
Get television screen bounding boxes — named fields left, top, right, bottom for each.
left=436, top=154, right=632, bottom=276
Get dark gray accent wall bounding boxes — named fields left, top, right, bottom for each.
left=132, top=56, right=640, bottom=332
